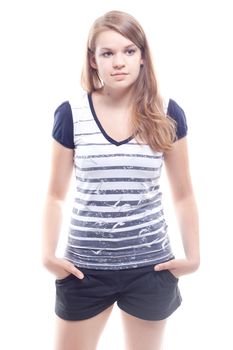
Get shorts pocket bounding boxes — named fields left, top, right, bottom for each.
left=166, top=269, right=179, bottom=283
left=55, top=273, right=75, bottom=284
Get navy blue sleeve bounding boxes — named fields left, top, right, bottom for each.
left=52, top=101, right=75, bottom=149
left=167, top=99, right=188, bottom=140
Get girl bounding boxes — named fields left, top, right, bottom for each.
left=42, top=10, right=200, bottom=350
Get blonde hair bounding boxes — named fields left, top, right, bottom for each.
left=81, top=10, right=176, bottom=152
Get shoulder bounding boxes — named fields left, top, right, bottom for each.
left=68, top=89, right=89, bottom=110
left=68, top=90, right=90, bottom=123
left=54, top=89, right=88, bottom=120
left=54, top=101, right=72, bottom=118
left=52, top=101, right=74, bottom=149
left=52, top=90, right=89, bottom=149
left=54, top=89, right=88, bottom=114
left=167, top=99, right=186, bottom=120
left=163, top=97, right=188, bottom=140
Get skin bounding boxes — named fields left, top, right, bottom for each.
left=42, top=29, right=199, bottom=350
left=90, top=30, right=144, bottom=97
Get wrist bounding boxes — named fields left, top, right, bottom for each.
left=42, top=254, right=57, bottom=268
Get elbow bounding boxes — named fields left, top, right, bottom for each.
left=188, top=255, right=201, bottom=273
left=42, top=255, right=50, bottom=268
left=193, top=259, right=200, bottom=272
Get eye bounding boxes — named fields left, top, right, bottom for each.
left=102, top=51, right=113, bottom=57
left=125, top=49, right=136, bottom=55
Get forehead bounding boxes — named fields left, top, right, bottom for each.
left=95, top=30, right=135, bottom=50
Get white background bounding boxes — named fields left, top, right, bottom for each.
left=0, top=0, right=232, bottom=349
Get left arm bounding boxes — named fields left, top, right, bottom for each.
left=154, top=137, right=200, bottom=277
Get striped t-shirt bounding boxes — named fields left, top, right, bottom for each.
left=52, top=91, right=187, bottom=270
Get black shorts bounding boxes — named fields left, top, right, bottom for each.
left=55, top=264, right=182, bottom=321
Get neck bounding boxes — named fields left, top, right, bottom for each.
left=99, top=86, right=134, bottom=109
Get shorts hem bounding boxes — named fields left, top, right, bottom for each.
left=117, top=299, right=182, bottom=321
left=55, top=303, right=115, bottom=321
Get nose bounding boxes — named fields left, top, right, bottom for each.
left=112, top=53, right=125, bottom=69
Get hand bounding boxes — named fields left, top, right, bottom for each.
left=43, top=256, right=84, bottom=280
left=154, top=258, right=200, bottom=278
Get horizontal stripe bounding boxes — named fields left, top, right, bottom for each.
left=76, top=176, right=159, bottom=183
left=67, top=253, right=173, bottom=269
left=69, top=226, right=165, bottom=243
left=76, top=143, right=110, bottom=146
left=76, top=153, right=162, bottom=159
left=76, top=142, right=146, bottom=146
left=71, top=201, right=163, bottom=220
left=72, top=200, right=161, bottom=218
left=74, top=193, right=160, bottom=207
left=75, top=132, right=102, bottom=136
left=69, top=221, right=165, bottom=239
left=64, top=252, right=173, bottom=269
left=70, top=214, right=164, bottom=233
left=66, top=240, right=171, bottom=259
left=74, top=181, right=160, bottom=194
left=72, top=106, right=89, bottom=110
left=75, top=185, right=159, bottom=195
left=66, top=253, right=173, bottom=271
left=71, top=210, right=163, bottom=229
left=67, top=238, right=165, bottom=251
left=66, top=232, right=168, bottom=250
left=76, top=165, right=160, bottom=171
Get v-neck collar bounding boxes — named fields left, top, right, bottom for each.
left=87, top=93, right=134, bottom=146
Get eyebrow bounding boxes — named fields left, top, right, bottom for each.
left=99, top=44, right=137, bottom=51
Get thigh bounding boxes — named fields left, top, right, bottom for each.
left=54, top=304, right=114, bottom=350
left=120, top=309, right=166, bottom=350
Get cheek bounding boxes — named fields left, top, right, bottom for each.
left=133, top=62, right=142, bottom=76
left=97, top=61, right=111, bottom=76
left=131, top=57, right=142, bottom=71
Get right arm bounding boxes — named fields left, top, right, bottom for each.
left=41, top=140, right=84, bottom=279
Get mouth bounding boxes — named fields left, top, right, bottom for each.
left=111, top=72, right=128, bottom=76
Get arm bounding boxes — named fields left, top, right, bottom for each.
left=154, top=137, right=200, bottom=276
left=42, top=140, right=84, bottom=279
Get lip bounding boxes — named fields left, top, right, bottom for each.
left=111, top=72, right=128, bottom=76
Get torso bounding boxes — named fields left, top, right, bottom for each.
left=63, top=92, right=174, bottom=270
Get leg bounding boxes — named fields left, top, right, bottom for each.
left=54, top=304, right=114, bottom=350
left=120, top=309, right=167, bottom=350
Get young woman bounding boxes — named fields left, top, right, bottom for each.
left=42, top=10, right=200, bottom=350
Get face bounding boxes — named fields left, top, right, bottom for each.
left=90, top=30, right=144, bottom=92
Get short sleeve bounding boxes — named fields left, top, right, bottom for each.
left=52, top=101, right=75, bottom=149
left=167, top=99, right=188, bottom=140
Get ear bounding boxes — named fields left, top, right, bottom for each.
left=89, top=53, right=98, bottom=69
left=140, top=57, right=144, bottom=66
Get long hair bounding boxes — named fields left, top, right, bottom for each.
left=81, top=10, right=176, bottom=152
